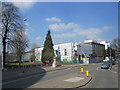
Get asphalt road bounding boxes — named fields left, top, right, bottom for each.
left=82, top=63, right=118, bottom=88
left=2, top=63, right=118, bottom=89
left=3, top=65, right=79, bottom=89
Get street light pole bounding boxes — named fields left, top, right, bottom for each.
left=22, top=18, right=27, bottom=73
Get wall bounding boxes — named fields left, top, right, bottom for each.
left=34, top=42, right=79, bottom=63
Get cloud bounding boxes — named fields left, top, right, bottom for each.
left=24, top=22, right=33, bottom=36
left=24, top=31, right=28, bottom=36
left=54, top=33, right=76, bottom=39
left=36, top=36, right=42, bottom=40
left=49, top=22, right=79, bottom=32
left=25, top=22, right=29, bottom=26
left=49, top=21, right=112, bottom=42
left=53, top=29, right=101, bottom=43
left=73, top=28, right=102, bottom=40
left=45, top=17, right=61, bottom=22
left=14, top=2, right=35, bottom=10
left=5, top=0, right=36, bottom=10
left=102, top=26, right=112, bottom=30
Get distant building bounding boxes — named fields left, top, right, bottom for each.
left=84, top=40, right=105, bottom=57
left=6, top=53, right=17, bottom=63
left=5, top=50, right=34, bottom=63
left=23, top=50, right=34, bottom=62
left=79, top=40, right=105, bottom=63
left=100, top=41, right=111, bottom=50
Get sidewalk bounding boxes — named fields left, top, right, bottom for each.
left=3, top=64, right=92, bottom=88
left=28, top=71, right=92, bottom=88
left=3, top=64, right=89, bottom=82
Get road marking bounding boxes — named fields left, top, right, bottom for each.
left=109, top=69, right=117, bottom=74
left=64, top=77, right=84, bottom=82
left=96, top=67, right=100, bottom=71
left=113, top=67, right=117, bottom=70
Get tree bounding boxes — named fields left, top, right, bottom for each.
left=1, top=2, right=24, bottom=68
left=111, top=38, right=120, bottom=50
left=41, top=30, right=54, bottom=65
left=30, top=43, right=37, bottom=62
left=11, top=29, right=29, bottom=65
left=105, top=47, right=115, bottom=59
left=31, top=43, right=38, bottom=50
left=27, top=43, right=37, bottom=62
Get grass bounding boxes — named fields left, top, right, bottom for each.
left=61, top=62, right=75, bottom=65
left=6, top=62, right=43, bottom=66
left=5, top=62, right=76, bottom=67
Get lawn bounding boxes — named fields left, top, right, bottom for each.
left=6, top=62, right=43, bottom=66
left=61, top=62, right=75, bottom=65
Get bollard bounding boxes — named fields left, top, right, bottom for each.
left=86, top=70, right=89, bottom=77
left=80, top=68, right=84, bottom=73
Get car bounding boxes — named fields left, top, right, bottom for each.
left=101, top=62, right=110, bottom=69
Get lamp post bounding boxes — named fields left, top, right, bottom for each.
left=22, top=18, right=27, bottom=73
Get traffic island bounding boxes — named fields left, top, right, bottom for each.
left=29, top=73, right=92, bottom=88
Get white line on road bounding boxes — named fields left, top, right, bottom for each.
left=108, top=69, right=117, bottom=74
left=96, top=67, right=100, bottom=71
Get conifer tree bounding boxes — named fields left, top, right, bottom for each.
left=41, top=30, right=54, bottom=65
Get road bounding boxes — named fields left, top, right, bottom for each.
left=2, top=63, right=118, bottom=89
left=3, top=65, right=79, bottom=89
left=82, top=63, right=118, bottom=88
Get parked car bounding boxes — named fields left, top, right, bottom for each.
left=101, top=62, right=110, bottom=69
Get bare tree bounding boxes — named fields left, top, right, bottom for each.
left=1, top=2, right=25, bottom=68
left=31, top=43, right=38, bottom=50
left=112, top=38, right=120, bottom=50
left=11, top=29, right=29, bottom=65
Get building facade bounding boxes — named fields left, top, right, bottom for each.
left=35, top=42, right=81, bottom=63
left=100, top=41, right=111, bottom=50
left=79, top=40, right=105, bottom=63
left=34, top=40, right=105, bottom=64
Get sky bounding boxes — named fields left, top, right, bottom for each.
left=7, top=2, right=118, bottom=48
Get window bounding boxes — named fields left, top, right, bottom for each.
left=64, top=49, right=67, bottom=55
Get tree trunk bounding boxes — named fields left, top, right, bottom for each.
left=2, top=38, right=6, bottom=68
left=18, top=56, right=22, bottom=66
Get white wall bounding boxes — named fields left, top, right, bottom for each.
left=100, top=41, right=110, bottom=50
left=34, top=42, right=78, bottom=62
left=35, top=47, right=43, bottom=60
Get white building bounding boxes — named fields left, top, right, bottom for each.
left=34, top=42, right=81, bottom=63
left=100, top=41, right=111, bottom=50
left=34, top=40, right=105, bottom=64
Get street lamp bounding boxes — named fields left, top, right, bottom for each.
left=22, top=18, right=27, bottom=73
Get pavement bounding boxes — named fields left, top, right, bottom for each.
left=28, top=72, right=92, bottom=88
left=3, top=64, right=92, bottom=88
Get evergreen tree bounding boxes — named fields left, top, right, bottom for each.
left=41, top=30, right=54, bottom=65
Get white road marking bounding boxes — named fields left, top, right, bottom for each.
left=113, top=67, right=117, bottom=70
left=64, top=77, right=84, bottom=82
left=96, top=67, right=100, bottom=71
left=109, top=69, right=117, bottom=74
